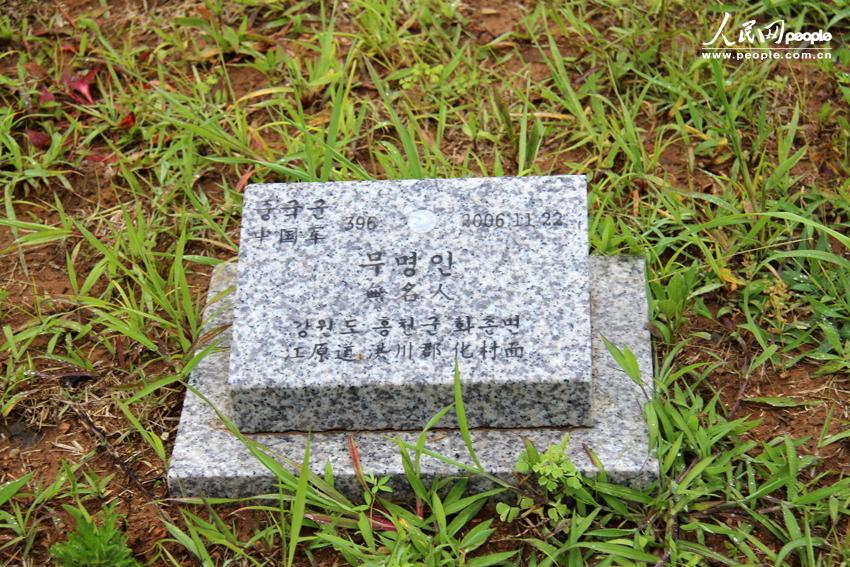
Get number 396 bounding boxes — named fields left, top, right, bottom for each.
left=344, top=216, right=377, bottom=230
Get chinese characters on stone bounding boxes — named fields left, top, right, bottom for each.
left=285, top=314, right=526, bottom=363
left=360, top=250, right=455, bottom=302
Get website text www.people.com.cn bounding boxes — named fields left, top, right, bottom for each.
left=700, top=50, right=832, bottom=61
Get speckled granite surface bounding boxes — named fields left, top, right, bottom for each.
left=168, top=256, right=656, bottom=499
left=229, top=177, right=592, bottom=432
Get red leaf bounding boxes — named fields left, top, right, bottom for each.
left=61, top=68, right=98, bottom=105
left=249, top=130, right=266, bottom=152
left=24, top=62, right=47, bottom=79
left=39, top=87, right=55, bottom=105
left=84, top=152, right=117, bottom=164
left=26, top=129, right=51, bottom=149
left=369, top=516, right=397, bottom=532
left=150, top=132, right=172, bottom=146
left=235, top=167, right=254, bottom=192
left=347, top=435, right=368, bottom=491
left=118, top=113, right=135, bottom=129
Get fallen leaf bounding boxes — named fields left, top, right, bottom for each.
left=24, top=61, right=47, bottom=79
left=248, top=129, right=266, bottom=152
left=61, top=68, right=99, bottom=104
left=148, top=134, right=171, bottom=146
left=39, top=87, right=55, bottom=105
left=235, top=167, right=254, bottom=192
left=25, top=129, right=51, bottom=149
left=195, top=45, right=222, bottom=60
left=118, top=113, right=135, bottom=128
left=718, top=267, right=746, bottom=291
left=83, top=152, right=117, bottom=164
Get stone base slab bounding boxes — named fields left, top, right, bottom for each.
left=167, top=256, right=657, bottom=499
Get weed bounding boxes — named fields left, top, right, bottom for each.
left=50, top=502, right=138, bottom=567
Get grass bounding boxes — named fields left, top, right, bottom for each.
left=1, top=0, right=850, bottom=564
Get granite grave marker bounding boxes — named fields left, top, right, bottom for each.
left=168, top=176, right=657, bottom=499
left=228, top=177, right=592, bottom=432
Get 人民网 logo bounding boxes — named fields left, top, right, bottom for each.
left=701, top=12, right=832, bottom=61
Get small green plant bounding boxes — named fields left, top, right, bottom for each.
left=498, top=435, right=584, bottom=524
left=649, top=266, right=703, bottom=343
left=362, top=473, right=393, bottom=506
left=0, top=16, right=12, bottom=41
left=395, top=62, right=446, bottom=90
left=250, top=46, right=287, bottom=75
left=49, top=503, right=139, bottom=567
left=517, top=434, right=580, bottom=494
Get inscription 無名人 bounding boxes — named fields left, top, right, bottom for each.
left=358, top=249, right=455, bottom=303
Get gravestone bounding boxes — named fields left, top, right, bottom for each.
left=229, top=177, right=592, bottom=432
left=168, top=176, right=657, bottom=499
